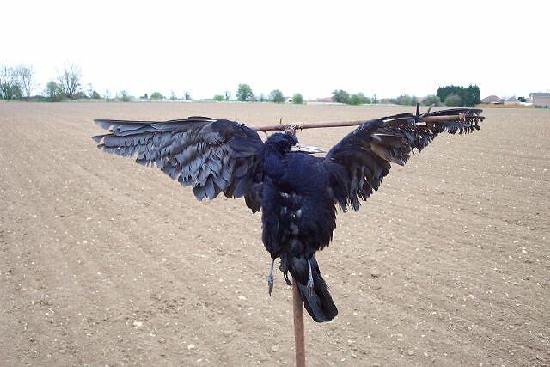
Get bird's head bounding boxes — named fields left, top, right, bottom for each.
left=265, top=132, right=298, bottom=154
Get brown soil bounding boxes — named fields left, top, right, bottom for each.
left=1, top=102, right=549, bottom=366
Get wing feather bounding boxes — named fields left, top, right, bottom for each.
left=325, top=108, right=484, bottom=211
left=93, top=116, right=264, bottom=212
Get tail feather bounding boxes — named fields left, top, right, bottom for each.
left=295, top=265, right=338, bottom=322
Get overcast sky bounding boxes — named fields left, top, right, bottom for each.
left=3, top=0, right=549, bottom=99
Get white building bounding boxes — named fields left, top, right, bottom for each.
left=529, top=93, right=550, bottom=108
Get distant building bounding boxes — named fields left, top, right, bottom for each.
left=529, top=93, right=550, bottom=108
left=481, top=95, right=504, bottom=104
left=505, top=96, right=522, bottom=105
left=315, top=97, right=334, bottom=103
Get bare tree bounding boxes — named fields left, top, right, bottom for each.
left=0, top=66, right=7, bottom=99
left=0, top=65, right=23, bottom=100
left=14, top=65, right=34, bottom=98
left=57, top=64, right=82, bottom=99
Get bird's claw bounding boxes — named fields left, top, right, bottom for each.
left=267, top=259, right=275, bottom=296
left=284, top=272, right=292, bottom=286
left=267, top=274, right=273, bottom=296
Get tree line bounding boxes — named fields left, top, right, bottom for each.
left=0, top=63, right=104, bottom=101
left=0, top=64, right=35, bottom=100
left=232, top=84, right=481, bottom=107
left=0, top=63, right=480, bottom=107
left=232, top=84, right=304, bottom=104
left=330, top=85, right=480, bottom=107
left=436, top=85, right=480, bottom=107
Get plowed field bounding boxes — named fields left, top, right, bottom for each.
left=1, top=102, right=548, bottom=366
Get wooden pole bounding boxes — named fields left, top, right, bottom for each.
left=292, top=282, right=306, bottom=367
left=252, top=113, right=482, bottom=132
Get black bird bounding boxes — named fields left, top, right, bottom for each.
left=93, top=108, right=483, bottom=322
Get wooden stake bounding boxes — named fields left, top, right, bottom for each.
left=292, top=282, right=306, bottom=367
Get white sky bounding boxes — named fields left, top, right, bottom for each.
left=3, top=0, right=549, bottom=99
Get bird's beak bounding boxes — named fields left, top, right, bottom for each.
left=292, top=144, right=325, bottom=154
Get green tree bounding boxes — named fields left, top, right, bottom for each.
left=437, top=85, right=479, bottom=107
left=332, top=89, right=350, bottom=104
left=45, top=81, right=62, bottom=101
left=150, top=92, right=164, bottom=100
left=464, top=85, right=480, bottom=106
left=444, top=93, right=462, bottom=107
left=213, top=94, right=225, bottom=101
left=292, top=93, right=304, bottom=104
left=332, top=89, right=372, bottom=105
left=422, top=94, right=442, bottom=107
left=74, top=91, right=89, bottom=99
left=348, top=93, right=371, bottom=105
left=270, top=89, right=285, bottom=103
left=236, top=83, right=254, bottom=101
left=394, top=94, right=417, bottom=106
left=86, top=83, right=101, bottom=99
left=119, top=90, right=132, bottom=102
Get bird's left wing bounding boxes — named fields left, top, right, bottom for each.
left=324, top=108, right=484, bottom=211
left=93, top=116, right=264, bottom=212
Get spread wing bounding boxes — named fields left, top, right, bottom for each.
left=324, top=108, right=484, bottom=211
left=93, top=116, right=265, bottom=212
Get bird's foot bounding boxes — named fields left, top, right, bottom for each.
left=307, top=259, right=314, bottom=296
left=284, top=271, right=292, bottom=286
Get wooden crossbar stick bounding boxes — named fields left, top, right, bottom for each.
left=253, top=113, right=471, bottom=132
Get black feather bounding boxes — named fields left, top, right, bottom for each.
left=325, top=108, right=484, bottom=211
left=93, top=108, right=483, bottom=323
left=93, top=116, right=264, bottom=210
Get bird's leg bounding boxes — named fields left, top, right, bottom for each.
left=307, top=258, right=314, bottom=296
left=267, top=259, right=275, bottom=296
left=279, top=256, right=292, bottom=286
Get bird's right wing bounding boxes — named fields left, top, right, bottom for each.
left=324, top=108, right=484, bottom=211
left=93, top=116, right=265, bottom=212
